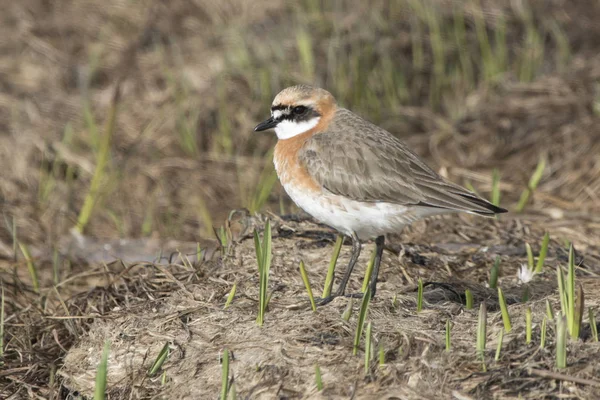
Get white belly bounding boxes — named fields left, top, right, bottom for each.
left=283, top=182, right=438, bottom=240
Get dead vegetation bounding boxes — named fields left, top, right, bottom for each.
left=1, top=0, right=600, bottom=398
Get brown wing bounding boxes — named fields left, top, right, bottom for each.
left=299, top=109, right=506, bottom=215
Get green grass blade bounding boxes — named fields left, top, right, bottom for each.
left=567, top=244, right=576, bottom=338
left=299, top=261, right=316, bottom=312
left=465, top=289, right=473, bottom=310
left=540, top=316, right=547, bottom=349
left=220, top=349, right=230, bottom=400
left=322, top=235, right=343, bottom=298
left=589, top=308, right=598, bottom=342
left=364, top=322, right=373, bottom=374
left=557, top=266, right=567, bottom=317
left=224, top=283, right=237, bottom=309
left=314, top=364, right=323, bottom=391
left=489, top=256, right=500, bottom=289
left=491, top=168, right=501, bottom=206
left=342, top=298, right=353, bottom=322
left=353, top=287, right=372, bottom=356
left=94, top=341, right=110, bottom=400
left=498, top=287, right=512, bottom=333
left=253, top=229, right=263, bottom=269
left=148, top=342, right=170, bottom=376
left=546, top=299, right=554, bottom=321
left=494, top=329, right=503, bottom=361
left=535, top=232, right=550, bottom=273
left=525, top=243, right=534, bottom=270
left=19, top=243, right=39, bottom=294
left=526, top=307, right=532, bottom=344
left=361, top=249, right=376, bottom=293
left=556, top=315, right=567, bottom=369
left=417, top=278, right=423, bottom=312
left=477, top=302, right=487, bottom=371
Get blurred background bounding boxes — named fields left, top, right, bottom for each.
left=1, top=0, right=599, bottom=249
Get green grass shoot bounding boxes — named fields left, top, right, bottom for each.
left=498, top=287, right=512, bottom=333
left=322, top=235, right=343, bottom=298
left=546, top=299, right=554, bottom=320
left=491, top=168, right=501, bottom=206
left=589, top=308, right=598, bottom=342
left=361, top=250, right=377, bottom=293
left=417, top=278, right=424, bottom=312
left=535, top=232, right=550, bottom=273
left=148, top=342, right=170, bottom=376
left=465, top=289, right=473, bottom=310
left=489, top=256, right=500, bottom=289
left=76, top=85, right=120, bottom=234
left=342, top=298, right=353, bottom=322
left=220, top=348, right=230, bottom=400
left=19, top=243, right=39, bottom=294
left=364, top=322, right=373, bottom=374
left=558, top=244, right=583, bottom=340
left=515, top=155, right=546, bottom=212
left=299, top=261, right=316, bottom=312
left=477, top=302, right=487, bottom=371
left=525, top=243, right=534, bottom=270
left=494, top=329, right=503, bottom=361
left=224, top=283, right=237, bottom=309
left=556, top=315, right=567, bottom=369
left=392, top=294, right=398, bottom=309
left=353, top=287, right=372, bottom=356
left=254, top=220, right=272, bottom=326
left=540, top=316, right=547, bottom=349
left=94, top=341, right=110, bottom=400
left=445, top=319, right=451, bottom=352
left=526, top=307, right=532, bottom=344
left=314, top=364, right=323, bottom=391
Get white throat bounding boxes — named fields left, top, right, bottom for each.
left=275, top=117, right=320, bottom=140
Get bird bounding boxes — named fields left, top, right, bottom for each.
left=254, top=84, right=507, bottom=304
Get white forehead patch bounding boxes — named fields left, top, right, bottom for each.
left=272, top=109, right=284, bottom=119
left=275, top=117, right=320, bottom=140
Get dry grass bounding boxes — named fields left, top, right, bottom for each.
left=1, top=0, right=600, bottom=398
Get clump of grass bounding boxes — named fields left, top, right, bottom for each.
left=498, top=287, right=512, bottom=333
left=526, top=307, right=532, bottom=344
left=76, top=85, right=121, bottom=234
left=489, top=256, right=500, bottom=289
left=314, top=364, right=323, bottom=391
left=494, top=330, right=503, bottom=361
left=220, top=349, right=230, bottom=400
left=465, top=289, right=473, bottom=310
left=254, top=220, right=273, bottom=326
left=535, top=232, right=550, bottom=273
left=477, top=302, right=487, bottom=371
left=148, top=342, right=170, bottom=377
left=18, top=243, right=39, bottom=294
left=322, top=235, right=343, bottom=298
left=556, top=244, right=583, bottom=340
left=364, top=322, right=373, bottom=374
left=417, top=278, right=424, bottom=312
left=556, top=316, right=567, bottom=369
left=299, top=261, right=316, bottom=312
left=94, top=341, right=110, bottom=400
left=515, top=155, right=546, bottom=212
left=224, top=283, right=237, bottom=309
left=353, top=287, right=372, bottom=356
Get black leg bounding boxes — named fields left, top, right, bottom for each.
left=369, top=235, right=385, bottom=299
left=334, top=232, right=361, bottom=297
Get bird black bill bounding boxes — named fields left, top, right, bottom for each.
left=254, top=116, right=279, bottom=132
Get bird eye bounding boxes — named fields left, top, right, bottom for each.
left=293, top=106, right=307, bottom=115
